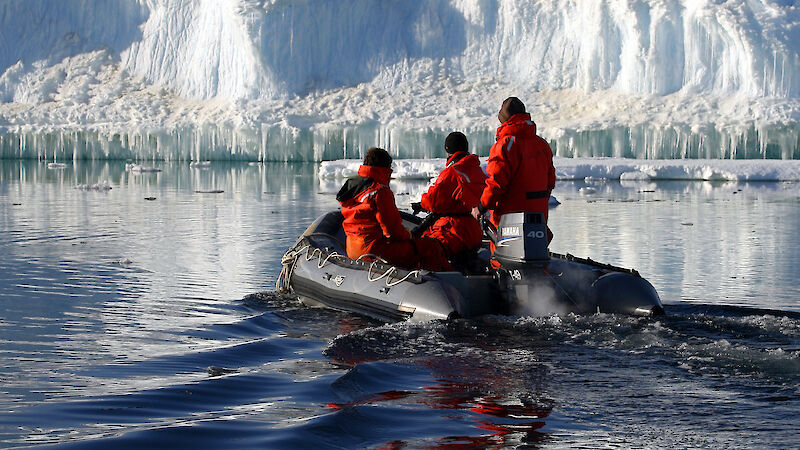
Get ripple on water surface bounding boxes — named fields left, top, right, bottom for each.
left=1, top=162, right=799, bottom=448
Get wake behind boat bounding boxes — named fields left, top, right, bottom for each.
left=277, top=210, right=664, bottom=322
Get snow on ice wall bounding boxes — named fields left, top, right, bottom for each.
left=0, top=0, right=799, bottom=161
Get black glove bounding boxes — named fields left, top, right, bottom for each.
left=411, top=202, right=424, bottom=215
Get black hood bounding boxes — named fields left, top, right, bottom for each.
left=336, top=176, right=374, bottom=202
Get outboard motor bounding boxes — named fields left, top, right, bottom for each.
left=485, top=212, right=561, bottom=315
left=485, top=212, right=664, bottom=316
left=491, top=212, right=550, bottom=265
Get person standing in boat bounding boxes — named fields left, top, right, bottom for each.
left=337, top=147, right=451, bottom=271
left=472, top=96, right=556, bottom=245
left=410, top=132, right=487, bottom=259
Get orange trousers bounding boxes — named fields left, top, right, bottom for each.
left=347, top=236, right=452, bottom=272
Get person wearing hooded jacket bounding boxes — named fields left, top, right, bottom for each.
left=410, top=132, right=487, bottom=257
left=473, top=97, right=556, bottom=244
left=336, top=147, right=451, bottom=271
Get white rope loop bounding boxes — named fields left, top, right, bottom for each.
left=367, top=260, right=421, bottom=287
left=367, top=261, right=396, bottom=282
left=277, top=241, right=423, bottom=293
left=276, top=243, right=310, bottom=293
left=317, top=251, right=343, bottom=268
left=385, top=269, right=421, bottom=287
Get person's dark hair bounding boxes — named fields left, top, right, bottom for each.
left=363, top=147, right=392, bottom=168
left=498, top=96, right=526, bottom=123
left=444, top=132, right=468, bottom=154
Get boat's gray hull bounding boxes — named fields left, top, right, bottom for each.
left=279, top=212, right=664, bottom=322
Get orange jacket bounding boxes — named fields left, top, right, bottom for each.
left=480, top=113, right=556, bottom=227
left=420, top=152, right=487, bottom=254
left=337, top=165, right=410, bottom=259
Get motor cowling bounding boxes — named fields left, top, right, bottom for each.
left=493, top=212, right=550, bottom=264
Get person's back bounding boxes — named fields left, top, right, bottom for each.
left=416, top=132, right=487, bottom=256
left=338, top=163, right=407, bottom=257
left=476, top=97, right=556, bottom=236
left=337, top=147, right=451, bottom=271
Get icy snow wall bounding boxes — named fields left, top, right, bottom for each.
left=0, top=0, right=799, bottom=161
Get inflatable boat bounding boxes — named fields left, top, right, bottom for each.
left=277, top=211, right=664, bottom=322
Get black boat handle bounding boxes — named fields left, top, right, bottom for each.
left=480, top=214, right=497, bottom=245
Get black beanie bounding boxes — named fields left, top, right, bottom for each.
left=498, top=97, right=526, bottom=123
left=363, top=147, right=392, bottom=168
left=444, top=132, right=468, bottom=154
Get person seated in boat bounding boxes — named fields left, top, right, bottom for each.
left=336, top=147, right=452, bottom=271
left=410, top=132, right=487, bottom=259
left=472, top=97, right=556, bottom=247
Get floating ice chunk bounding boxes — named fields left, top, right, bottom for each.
left=318, top=159, right=364, bottom=179
left=549, top=196, right=560, bottom=207
left=319, top=158, right=448, bottom=180
left=125, top=163, right=161, bottom=173
left=619, top=171, right=655, bottom=188
left=699, top=168, right=736, bottom=181
left=47, top=162, right=68, bottom=169
left=554, top=158, right=800, bottom=181
left=321, top=157, right=800, bottom=206
left=391, top=159, right=444, bottom=180
left=76, top=181, right=112, bottom=190
left=620, top=171, right=650, bottom=181
left=190, top=161, right=212, bottom=168
left=579, top=187, right=597, bottom=195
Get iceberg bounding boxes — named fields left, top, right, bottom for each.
left=1, top=0, right=799, bottom=160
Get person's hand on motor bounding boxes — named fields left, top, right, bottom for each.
left=471, top=204, right=487, bottom=220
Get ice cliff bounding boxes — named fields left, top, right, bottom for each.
left=1, top=0, right=799, bottom=160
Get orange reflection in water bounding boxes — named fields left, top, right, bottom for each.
left=421, top=382, right=551, bottom=448
left=326, top=378, right=552, bottom=448
left=326, top=318, right=554, bottom=448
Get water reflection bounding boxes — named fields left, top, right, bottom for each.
left=548, top=179, right=800, bottom=310
left=0, top=160, right=339, bottom=409
left=421, top=383, right=551, bottom=448
left=325, top=361, right=553, bottom=448
left=324, top=317, right=557, bottom=447
left=1, top=158, right=799, bottom=447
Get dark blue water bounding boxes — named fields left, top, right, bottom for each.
left=1, top=160, right=798, bottom=448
